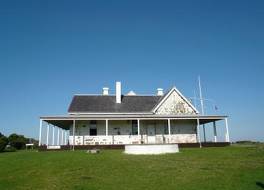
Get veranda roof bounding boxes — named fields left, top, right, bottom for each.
left=40, top=114, right=227, bottom=130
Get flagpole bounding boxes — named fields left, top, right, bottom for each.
left=198, top=76, right=206, bottom=142
left=193, top=90, right=197, bottom=109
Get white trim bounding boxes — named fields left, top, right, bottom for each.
left=46, top=124, right=50, bottom=146
left=41, top=116, right=227, bottom=121
left=73, top=120, right=76, bottom=150
left=168, top=119, right=171, bottom=135
left=41, top=118, right=225, bottom=121
left=61, top=129, right=64, bottom=145
left=105, top=119, right=108, bottom=136
left=41, top=114, right=227, bottom=119
left=39, top=119, right=42, bottom=146
left=225, top=118, right=230, bottom=142
left=152, top=87, right=199, bottom=114
left=202, top=124, right=206, bottom=142
left=196, top=119, right=201, bottom=148
left=168, top=119, right=171, bottom=143
left=64, top=130, right=67, bottom=145
left=137, top=119, right=140, bottom=138
left=52, top=125, right=55, bottom=145
left=57, top=127, right=60, bottom=145
left=213, top=121, right=217, bottom=142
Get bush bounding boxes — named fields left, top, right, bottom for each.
left=5, top=145, right=16, bottom=152
left=0, top=132, right=37, bottom=151
left=0, top=133, right=8, bottom=152
left=8, top=134, right=28, bottom=150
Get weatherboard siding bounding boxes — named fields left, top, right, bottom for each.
left=69, top=120, right=196, bottom=145
left=155, top=90, right=196, bottom=115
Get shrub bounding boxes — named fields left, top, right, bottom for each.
left=5, top=145, right=16, bottom=152
left=8, top=134, right=28, bottom=150
left=0, top=133, right=8, bottom=152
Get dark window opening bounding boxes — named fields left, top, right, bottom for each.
left=90, top=120, right=97, bottom=136
left=90, top=128, right=97, bottom=136
left=164, top=122, right=168, bottom=134
left=132, top=120, right=138, bottom=135
left=114, top=128, right=121, bottom=135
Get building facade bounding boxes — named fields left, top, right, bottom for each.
left=39, top=82, right=230, bottom=149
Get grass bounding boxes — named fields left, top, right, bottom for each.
left=0, top=145, right=263, bottom=190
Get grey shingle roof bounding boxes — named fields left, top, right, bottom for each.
left=68, top=95, right=162, bottom=113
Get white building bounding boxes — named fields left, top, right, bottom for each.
left=39, top=82, right=230, bottom=150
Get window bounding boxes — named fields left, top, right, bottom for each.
left=164, top=122, right=168, bottom=134
left=90, top=120, right=97, bottom=136
left=132, top=120, right=138, bottom=135
left=90, top=128, right=97, bottom=136
left=114, top=128, right=121, bottom=135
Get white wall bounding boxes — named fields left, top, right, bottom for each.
left=155, top=90, right=196, bottom=115
left=171, top=120, right=196, bottom=134
left=69, top=120, right=106, bottom=136
left=69, top=119, right=197, bottom=144
left=108, top=120, right=132, bottom=135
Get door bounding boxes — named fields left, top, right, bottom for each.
left=90, top=128, right=97, bottom=136
left=90, top=120, right=97, bottom=136
left=147, top=125, right=156, bottom=144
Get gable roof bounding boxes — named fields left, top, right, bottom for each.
left=68, top=95, right=162, bottom=113
left=152, top=87, right=199, bottom=114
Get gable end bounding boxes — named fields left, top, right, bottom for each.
left=152, top=87, right=198, bottom=115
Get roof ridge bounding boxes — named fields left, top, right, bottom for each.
left=74, top=94, right=159, bottom=97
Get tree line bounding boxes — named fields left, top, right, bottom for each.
left=0, top=132, right=38, bottom=152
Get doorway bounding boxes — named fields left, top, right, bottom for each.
left=147, top=125, right=156, bottom=144
left=90, top=128, right=97, bottom=136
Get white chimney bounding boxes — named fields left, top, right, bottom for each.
left=157, top=88, right=164, bottom=96
left=102, top=87, right=109, bottom=95
left=116, top=81, right=121, bottom=103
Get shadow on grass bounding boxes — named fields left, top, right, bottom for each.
left=256, top=182, right=264, bottom=189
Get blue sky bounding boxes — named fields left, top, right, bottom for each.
left=0, top=0, right=263, bottom=141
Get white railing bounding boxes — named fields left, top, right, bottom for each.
left=164, top=134, right=197, bottom=143
left=69, top=134, right=197, bottom=145
left=69, top=135, right=141, bottom=145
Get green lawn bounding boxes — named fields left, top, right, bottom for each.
left=0, top=145, right=263, bottom=190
